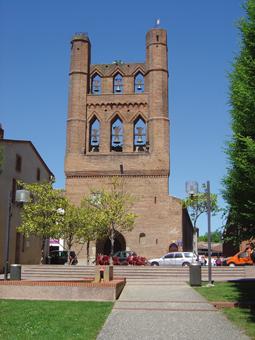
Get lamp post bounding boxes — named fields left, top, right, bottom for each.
left=185, top=181, right=199, bottom=258
left=4, top=189, right=30, bottom=280
left=207, top=181, right=212, bottom=285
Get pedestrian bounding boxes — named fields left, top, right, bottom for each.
left=201, top=255, right=206, bottom=266
left=251, top=249, right=255, bottom=266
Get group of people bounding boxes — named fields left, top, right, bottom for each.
left=200, top=255, right=222, bottom=266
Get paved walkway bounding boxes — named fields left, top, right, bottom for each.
left=97, top=282, right=250, bottom=340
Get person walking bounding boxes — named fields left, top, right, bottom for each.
left=250, top=248, right=255, bottom=266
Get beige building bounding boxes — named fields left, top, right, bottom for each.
left=0, top=125, right=53, bottom=274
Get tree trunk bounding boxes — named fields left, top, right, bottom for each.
left=67, top=246, right=71, bottom=265
left=109, top=225, right=114, bottom=265
left=40, top=237, right=45, bottom=265
left=87, top=239, right=90, bottom=265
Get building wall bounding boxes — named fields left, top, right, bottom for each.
left=0, top=140, right=52, bottom=273
left=64, top=29, right=193, bottom=263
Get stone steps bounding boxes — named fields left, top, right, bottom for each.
left=21, top=265, right=246, bottom=282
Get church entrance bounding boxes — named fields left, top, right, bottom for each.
left=96, top=232, right=126, bottom=256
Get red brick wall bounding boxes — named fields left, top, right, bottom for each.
left=64, top=29, right=193, bottom=263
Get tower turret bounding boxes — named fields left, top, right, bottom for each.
left=66, top=34, right=91, bottom=155
left=145, top=28, right=169, bottom=160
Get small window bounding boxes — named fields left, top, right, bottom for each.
left=139, top=233, right=146, bottom=244
left=37, top=168, right=41, bottom=181
left=16, top=154, right=22, bottom=172
left=164, top=254, right=174, bottom=259
left=174, top=253, right=183, bottom=258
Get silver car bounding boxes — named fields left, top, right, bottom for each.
left=149, top=252, right=197, bottom=266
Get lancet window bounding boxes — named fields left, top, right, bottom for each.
left=134, top=116, right=146, bottom=152
left=89, top=117, right=100, bottom=152
left=92, top=75, right=101, bottom=94
left=134, top=73, right=144, bottom=93
left=113, top=74, right=123, bottom=93
left=111, top=116, right=123, bottom=152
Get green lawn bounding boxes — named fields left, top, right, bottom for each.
left=193, top=281, right=255, bottom=302
left=193, top=281, right=255, bottom=340
left=0, top=299, right=114, bottom=340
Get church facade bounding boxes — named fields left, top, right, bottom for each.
left=64, top=28, right=193, bottom=263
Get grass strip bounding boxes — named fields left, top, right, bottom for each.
left=0, top=299, right=113, bottom=340
left=193, top=281, right=255, bottom=302
left=192, top=281, right=255, bottom=340
left=220, top=307, right=255, bottom=340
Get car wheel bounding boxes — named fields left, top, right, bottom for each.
left=182, top=262, right=189, bottom=267
left=151, top=262, right=159, bottom=266
left=229, top=262, right=235, bottom=267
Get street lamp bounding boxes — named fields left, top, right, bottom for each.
left=185, top=181, right=199, bottom=258
left=206, top=181, right=212, bottom=285
left=4, top=189, right=30, bottom=280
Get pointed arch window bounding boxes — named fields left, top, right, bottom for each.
left=135, top=73, right=144, bottom=93
left=92, top=75, right=101, bottom=94
left=111, top=116, right=123, bottom=152
left=134, top=116, right=146, bottom=152
left=113, top=73, right=123, bottom=94
left=89, top=116, right=100, bottom=152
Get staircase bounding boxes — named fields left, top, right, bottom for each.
left=21, top=265, right=247, bottom=282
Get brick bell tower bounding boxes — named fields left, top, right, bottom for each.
left=65, top=29, right=192, bottom=262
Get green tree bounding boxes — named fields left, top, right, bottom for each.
left=80, top=198, right=107, bottom=265
left=17, top=179, right=66, bottom=264
left=180, top=183, right=221, bottom=254
left=180, top=184, right=220, bottom=229
left=81, top=177, right=138, bottom=264
left=198, top=229, right=223, bottom=243
left=58, top=199, right=97, bottom=265
left=221, top=0, right=255, bottom=246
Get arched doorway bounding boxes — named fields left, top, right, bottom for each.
left=169, top=243, right=178, bottom=252
left=96, top=232, right=126, bottom=256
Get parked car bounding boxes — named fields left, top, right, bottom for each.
left=50, top=250, right=78, bottom=265
left=149, top=252, right=198, bottom=266
left=222, top=249, right=252, bottom=267
left=113, top=251, right=137, bottom=265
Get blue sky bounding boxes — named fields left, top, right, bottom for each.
left=0, top=0, right=246, bottom=236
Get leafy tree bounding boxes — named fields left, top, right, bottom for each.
left=180, top=183, right=220, bottom=229
left=80, top=198, right=107, bottom=265
left=180, top=183, right=221, bottom=254
left=198, top=229, right=223, bottom=243
left=81, top=177, right=138, bottom=264
left=17, top=179, right=65, bottom=264
left=58, top=199, right=97, bottom=265
left=221, top=0, right=255, bottom=246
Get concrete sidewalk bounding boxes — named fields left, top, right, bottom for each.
left=97, top=282, right=250, bottom=340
